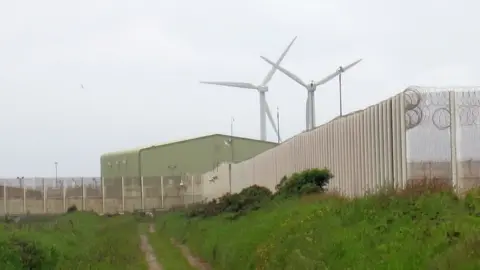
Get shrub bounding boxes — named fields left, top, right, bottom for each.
left=0, top=236, right=59, bottom=269
left=66, top=205, right=77, bottom=213
left=182, top=168, right=331, bottom=218
left=186, top=185, right=272, bottom=219
left=275, top=168, right=332, bottom=198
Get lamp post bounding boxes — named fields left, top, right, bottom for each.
left=54, top=162, right=58, bottom=187
left=223, top=117, right=235, bottom=193
left=338, top=66, right=344, bottom=116
left=228, top=117, right=235, bottom=162
left=168, top=165, right=177, bottom=178
left=168, top=164, right=177, bottom=195
left=16, top=176, right=24, bottom=188
left=17, top=176, right=25, bottom=213
left=276, top=107, right=281, bottom=143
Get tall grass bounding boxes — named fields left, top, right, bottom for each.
left=157, top=175, right=480, bottom=269
left=0, top=212, right=147, bottom=270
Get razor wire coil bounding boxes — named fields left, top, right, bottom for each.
left=403, top=87, right=480, bottom=130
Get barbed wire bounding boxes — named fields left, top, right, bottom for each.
left=403, top=87, right=480, bottom=130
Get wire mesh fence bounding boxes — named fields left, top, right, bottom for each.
left=0, top=175, right=204, bottom=215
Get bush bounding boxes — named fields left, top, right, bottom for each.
left=275, top=168, right=332, bottom=198
left=0, top=236, right=59, bottom=269
left=186, top=185, right=272, bottom=219
left=184, top=168, right=331, bottom=218
left=66, top=205, right=78, bottom=213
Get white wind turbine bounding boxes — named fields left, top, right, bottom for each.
left=260, top=56, right=362, bottom=131
left=200, top=37, right=297, bottom=141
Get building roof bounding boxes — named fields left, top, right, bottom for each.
left=101, top=133, right=278, bottom=158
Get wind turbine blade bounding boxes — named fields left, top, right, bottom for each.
left=260, top=56, right=307, bottom=88
left=200, top=81, right=258, bottom=90
left=341, top=58, right=363, bottom=72
left=314, top=58, right=363, bottom=86
left=261, top=36, right=297, bottom=86
left=263, top=98, right=280, bottom=139
left=314, top=69, right=341, bottom=87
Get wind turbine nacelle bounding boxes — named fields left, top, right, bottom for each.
left=258, top=86, right=268, bottom=92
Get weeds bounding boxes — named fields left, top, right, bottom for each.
left=158, top=168, right=480, bottom=270
left=0, top=212, right=146, bottom=269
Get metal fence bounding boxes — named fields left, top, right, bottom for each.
left=202, top=87, right=480, bottom=199
left=0, top=175, right=204, bottom=215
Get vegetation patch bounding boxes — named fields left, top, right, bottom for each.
left=0, top=212, right=147, bottom=269
left=184, top=168, right=330, bottom=220
left=142, top=223, right=195, bottom=270
left=186, top=185, right=273, bottom=219
left=274, top=168, right=332, bottom=198
left=157, top=169, right=480, bottom=270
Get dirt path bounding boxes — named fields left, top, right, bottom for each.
left=149, top=223, right=156, bottom=233
left=170, top=237, right=211, bottom=270
left=140, top=226, right=162, bottom=270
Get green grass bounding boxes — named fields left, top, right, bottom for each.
left=0, top=212, right=148, bottom=269
left=139, top=222, right=195, bottom=270
left=157, top=187, right=480, bottom=270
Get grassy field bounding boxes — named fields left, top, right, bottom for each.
left=3, top=168, right=479, bottom=269
left=0, top=211, right=148, bottom=269
left=156, top=172, right=480, bottom=269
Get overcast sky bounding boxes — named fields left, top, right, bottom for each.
left=1, top=0, right=479, bottom=178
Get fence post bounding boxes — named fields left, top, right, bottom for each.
left=449, top=91, right=459, bottom=193
left=160, top=176, right=164, bottom=208
left=22, top=178, right=26, bottom=214
left=399, top=92, right=408, bottom=188
left=121, top=176, right=125, bottom=212
left=62, top=179, right=66, bottom=212
left=101, top=177, right=105, bottom=214
left=140, top=176, right=145, bottom=210
left=3, top=180, right=7, bottom=215
left=42, top=178, right=46, bottom=213
left=81, top=177, right=85, bottom=211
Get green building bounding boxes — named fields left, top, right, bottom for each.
left=100, top=134, right=278, bottom=179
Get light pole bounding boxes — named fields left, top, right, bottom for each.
left=17, top=176, right=25, bottom=213
left=276, top=107, right=281, bottom=143
left=54, top=162, right=58, bottom=187
left=224, top=117, right=235, bottom=194
left=168, top=165, right=177, bottom=178
left=230, top=117, right=235, bottom=162
left=16, top=176, right=24, bottom=188
left=338, top=66, right=344, bottom=117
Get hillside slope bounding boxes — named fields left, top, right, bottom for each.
left=157, top=183, right=480, bottom=269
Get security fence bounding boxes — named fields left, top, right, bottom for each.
left=3, top=87, right=479, bottom=214
left=0, top=175, right=204, bottom=215
left=201, top=87, right=480, bottom=199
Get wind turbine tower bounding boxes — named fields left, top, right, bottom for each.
left=261, top=56, right=362, bottom=131
left=200, top=37, right=297, bottom=141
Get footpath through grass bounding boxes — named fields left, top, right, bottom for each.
left=0, top=211, right=147, bottom=270
left=157, top=169, right=480, bottom=270
left=140, top=222, right=195, bottom=270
